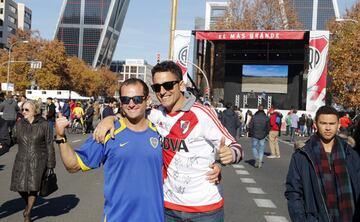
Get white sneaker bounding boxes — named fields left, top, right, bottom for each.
left=267, top=155, right=276, bottom=159
left=275, top=155, right=281, bottom=158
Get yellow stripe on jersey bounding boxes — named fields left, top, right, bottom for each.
left=104, top=118, right=127, bottom=144
left=104, top=215, right=106, bottom=222
left=75, top=153, right=91, bottom=171
left=148, top=121, right=157, bottom=132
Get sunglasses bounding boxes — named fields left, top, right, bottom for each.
left=120, top=96, right=146, bottom=105
left=21, top=108, right=30, bottom=112
left=151, top=81, right=180, bottom=93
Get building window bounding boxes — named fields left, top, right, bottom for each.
left=130, top=66, right=137, bottom=73
left=8, top=16, right=16, bottom=24
left=0, top=31, right=2, bottom=38
left=8, top=26, right=16, bottom=35
left=25, top=12, right=31, bottom=20
left=119, top=73, right=125, bottom=81
left=57, top=92, right=62, bottom=95
left=138, top=66, right=145, bottom=74
left=0, top=20, right=3, bottom=26
left=42, top=91, right=46, bottom=94
left=9, top=5, right=16, bottom=14
left=24, top=22, right=31, bottom=30
left=125, top=66, right=129, bottom=73
left=0, top=8, right=3, bottom=14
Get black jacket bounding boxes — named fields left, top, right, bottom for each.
left=220, top=108, right=240, bottom=138
left=285, top=135, right=360, bottom=222
left=249, top=110, right=269, bottom=140
left=0, top=116, right=11, bottom=155
left=46, top=103, right=56, bottom=122
left=10, top=115, right=55, bottom=192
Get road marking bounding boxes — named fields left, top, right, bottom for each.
left=254, top=199, right=277, bottom=208
left=232, top=164, right=245, bottom=169
left=246, top=187, right=266, bottom=194
left=264, top=215, right=289, bottom=222
left=240, top=178, right=256, bottom=183
left=235, top=170, right=249, bottom=175
left=71, top=139, right=82, bottom=143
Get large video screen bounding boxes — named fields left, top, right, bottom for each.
left=242, top=65, right=288, bottom=93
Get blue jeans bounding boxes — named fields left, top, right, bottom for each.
left=48, top=120, right=54, bottom=137
left=290, top=127, right=296, bottom=142
left=252, top=138, right=265, bottom=161
left=165, top=207, right=224, bottom=222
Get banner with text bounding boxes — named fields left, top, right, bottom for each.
left=195, top=31, right=305, bottom=41
left=306, top=31, right=330, bottom=112
left=173, top=30, right=191, bottom=83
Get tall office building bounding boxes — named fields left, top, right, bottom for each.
left=289, top=0, right=340, bottom=30
left=54, top=0, right=130, bottom=68
left=0, top=0, right=31, bottom=48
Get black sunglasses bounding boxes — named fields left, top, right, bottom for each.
left=151, top=81, right=180, bottom=93
left=21, top=108, right=30, bottom=112
left=120, top=96, right=146, bottom=105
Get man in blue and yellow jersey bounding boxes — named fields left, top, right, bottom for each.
left=55, top=78, right=164, bottom=222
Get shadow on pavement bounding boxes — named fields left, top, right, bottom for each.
left=245, top=159, right=256, bottom=167
left=0, top=194, right=80, bottom=221
left=245, top=152, right=271, bottom=167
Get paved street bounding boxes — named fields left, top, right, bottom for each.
left=0, top=133, right=308, bottom=222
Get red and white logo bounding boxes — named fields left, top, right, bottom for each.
left=180, top=120, right=190, bottom=134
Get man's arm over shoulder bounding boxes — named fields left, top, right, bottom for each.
left=285, top=152, right=306, bottom=221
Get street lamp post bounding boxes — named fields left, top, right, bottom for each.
left=186, top=60, right=210, bottom=99
left=6, top=40, right=29, bottom=94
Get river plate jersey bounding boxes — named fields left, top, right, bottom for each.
left=75, top=119, right=164, bottom=222
left=148, top=100, right=243, bottom=213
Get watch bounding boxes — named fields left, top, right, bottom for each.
left=55, top=135, right=67, bottom=144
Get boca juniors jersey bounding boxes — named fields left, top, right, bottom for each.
left=75, top=119, right=164, bottom=222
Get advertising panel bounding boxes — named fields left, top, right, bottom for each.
left=306, top=31, right=330, bottom=112
left=173, top=30, right=191, bottom=83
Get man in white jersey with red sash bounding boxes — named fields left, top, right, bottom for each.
left=95, top=61, right=243, bottom=221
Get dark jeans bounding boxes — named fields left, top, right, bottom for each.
left=5, top=120, right=16, bottom=132
left=165, top=207, right=224, bottom=222
left=306, top=126, right=313, bottom=136
left=48, top=120, right=55, bottom=137
left=85, top=119, right=93, bottom=133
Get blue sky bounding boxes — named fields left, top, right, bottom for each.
left=20, top=0, right=357, bottom=66
left=243, top=65, right=288, bottom=77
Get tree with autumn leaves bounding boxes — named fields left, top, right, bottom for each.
left=0, top=30, right=119, bottom=97
left=328, top=2, right=360, bottom=109
left=214, top=0, right=302, bottom=30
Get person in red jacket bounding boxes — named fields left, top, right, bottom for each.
left=268, top=107, right=281, bottom=158
left=339, top=113, right=352, bottom=135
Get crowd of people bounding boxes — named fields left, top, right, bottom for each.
left=1, top=61, right=360, bottom=221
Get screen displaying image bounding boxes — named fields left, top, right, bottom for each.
left=242, top=65, right=288, bottom=93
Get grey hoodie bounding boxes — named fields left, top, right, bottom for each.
left=0, top=99, right=19, bottom=120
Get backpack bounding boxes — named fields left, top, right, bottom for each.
left=275, top=113, right=283, bottom=127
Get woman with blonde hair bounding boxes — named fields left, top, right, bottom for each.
left=10, top=100, right=55, bottom=222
